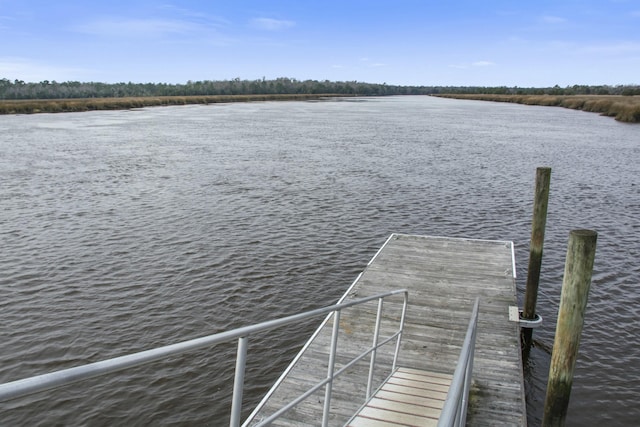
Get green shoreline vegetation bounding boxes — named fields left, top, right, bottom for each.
left=0, top=94, right=355, bottom=115
left=433, top=94, right=640, bottom=123
left=1, top=77, right=639, bottom=122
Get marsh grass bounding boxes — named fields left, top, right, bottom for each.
left=434, top=94, right=640, bottom=123
left=0, top=94, right=349, bottom=115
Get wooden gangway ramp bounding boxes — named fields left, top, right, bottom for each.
left=246, top=234, right=526, bottom=426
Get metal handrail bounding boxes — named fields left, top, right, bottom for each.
left=437, top=297, right=480, bottom=427
left=0, top=288, right=408, bottom=427
left=250, top=293, right=408, bottom=427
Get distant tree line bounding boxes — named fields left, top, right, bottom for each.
left=0, top=77, right=425, bottom=99
left=432, top=84, right=640, bottom=96
left=1, top=77, right=638, bottom=100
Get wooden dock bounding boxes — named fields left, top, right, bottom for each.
left=245, top=234, right=526, bottom=426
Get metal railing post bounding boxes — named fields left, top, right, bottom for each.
left=392, top=292, right=408, bottom=371
left=366, top=297, right=384, bottom=398
left=230, top=337, right=248, bottom=427
left=322, top=310, right=341, bottom=427
left=438, top=297, right=480, bottom=427
left=458, top=316, right=477, bottom=427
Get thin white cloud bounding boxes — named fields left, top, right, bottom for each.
left=631, top=10, right=640, bottom=17
left=472, top=61, right=495, bottom=67
left=0, top=14, right=15, bottom=31
left=541, top=15, right=567, bottom=24
left=359, top=57, right=385, bottom=67
left=73, top=18, right=205, bottom=38
left=0, top=57, right=91, bottom=82
left=250, top=18, right=295, bottom=31
left=158, top=4, right=230, bottom=26
left=449, top=61, right=495, bottom=69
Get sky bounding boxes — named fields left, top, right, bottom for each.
left=1, top=0, right=639, bottom=87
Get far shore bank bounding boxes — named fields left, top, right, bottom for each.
left=433, top=94, right=640, bottom=123
left=0, top=93, right=356, bottom=115
left=4, top=93, right=639, bottom=123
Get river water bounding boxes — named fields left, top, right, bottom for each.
left=1, top=96, right=638, bottom=426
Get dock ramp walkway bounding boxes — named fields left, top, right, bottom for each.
left=246, top=234, right=526, bottom=426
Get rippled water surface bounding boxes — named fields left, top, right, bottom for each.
left=1, top=96, right=639, bottom=426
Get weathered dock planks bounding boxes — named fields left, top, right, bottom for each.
left=245, top=234, right=526, bottom=426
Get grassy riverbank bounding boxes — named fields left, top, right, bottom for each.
left=433, top=94, right=640, bottom=123
left=0, top=93, right=353, bottom=115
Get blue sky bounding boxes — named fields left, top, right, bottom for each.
left=1, top=0, right=639, bottom=86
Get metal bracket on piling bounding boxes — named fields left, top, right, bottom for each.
left=509, top=306, right=543, bottom=328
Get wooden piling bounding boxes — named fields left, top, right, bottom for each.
left=542, top=229, right=597, bottom=427
left=522, top=167, right=551, bottom=349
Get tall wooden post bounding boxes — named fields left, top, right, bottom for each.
left=522, top=167, right=551, bottom=350
left=542, top=229, right=597, bottom=427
